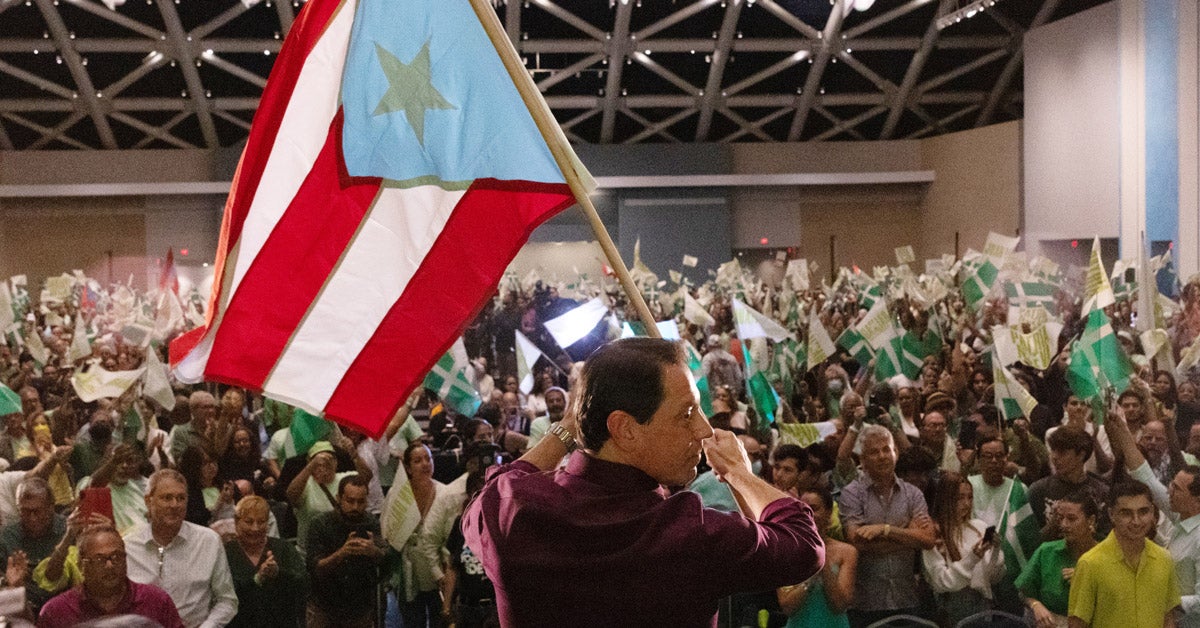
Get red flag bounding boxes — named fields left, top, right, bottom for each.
left=169, top=0, right=585, bottom=438
left=158, top=250, right=179, bottom=296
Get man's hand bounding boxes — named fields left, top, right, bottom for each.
left=701, top=429, right=751, bottom=482
left=338, top=532, right=384, bottom=560
left=6, top=551, right=28, bottom=588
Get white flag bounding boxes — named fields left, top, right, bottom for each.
left=806, top=307, right=836, bottom=373
left=856, top=299, right=897, bottom=350
left=515, top=331, right=546, bottom=394
left=72, top=366, right=145, bottom=402
left=68, top=315, right=91, bottom=364
left=142, top=349, right=176, bottom=411
left=682, top=292, right=715, bottom=327
left=0, top=283, right=12, bottom=333
left=544, top=298, right=609, bottom=349
left=732, top=298, right=793, bottom=342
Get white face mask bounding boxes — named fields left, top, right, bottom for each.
left=751, top=459, right=763, bottom=476
left=828, top=379, right=845, bottom=395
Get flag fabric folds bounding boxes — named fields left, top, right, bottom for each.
left=514, top=331, right=545, bottom=394
left=732, top=298, right=793, bottom=342
left=742, top=344, right=779, bottom=430
left=806, top=307, right=836, bottom=373
left=0, top=384, right=20, bottom=416
left=997, top=480, right=1040, bottom=578
left=423, top=339, right=482, bottom=417
left=837, top=326, right=875, bottom=367
left=168, top=0, right=583, bottom=437
left=1081, top=236, right=1116, bottom=315
left=683, top=342, right=714, bottom=417
left=961, top=260, right=999, bottom=310
left=544, top=298, right=610, bottom=350
left=993, top=362, right=1037, bottom=423
left=1066, top=309, right=1134, bottom=408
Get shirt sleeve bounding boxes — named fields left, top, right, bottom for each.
left=837, top=482, right=864, bottom=529
left=1067, top=553, right=1096, bottom=625
left=1167, top=554, right=1184, bottom=612
left=31, top=546, right=81, bottom=593
left=1182, top=553, right=1200, bottom=619
left=200, top=534, right=239, bottom=628
left=698, top=497, right=825, bottom=598
left=418, top=488, right=463, bottom=583
left=921, top=538, right=982, bottom=594
left=1128, top=461, right=1171, bottom=515
left=1014, top=544, right=1044, bottom=598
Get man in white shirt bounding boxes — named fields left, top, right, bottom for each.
left=526, top=386, right=568, bottom=450
left=124, top=468, right=237, bottom=628
left=968, top=437, right=1021, bottom=528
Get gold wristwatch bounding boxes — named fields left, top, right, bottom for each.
left=548, top=423, right=577, bottom=452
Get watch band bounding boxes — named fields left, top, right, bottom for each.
left=548, top=423, right=577, bottom=452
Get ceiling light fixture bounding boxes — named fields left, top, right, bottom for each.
left=936, top=0, right=998, bottom=30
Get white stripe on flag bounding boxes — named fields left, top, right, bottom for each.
left=175, top=2, right=357, bottom=385
left=264, top=185, right=466, bottom=412
left=229, top=2, right=356, bottom=296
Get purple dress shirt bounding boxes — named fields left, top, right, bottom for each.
left=463, top=452, right=824, bottom=628
left=37, top=579, right=185, bottom=628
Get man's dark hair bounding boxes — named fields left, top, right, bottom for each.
left=974, top=436, right=1009, bottom=455
left=976, top=405, right=1000, bottom=427
left=772, top=444, right=807, bottom=468
left=338, top=473, right=370, bottom=496
left=1117, top=389, right=1142, bottom=405
left=1108, top=479, right=1152, bottom=508
left=1047, top=426, right=1094, bottom=462
left=474, top=402, right=503, bottom=427
left=1059, top=491, right=1100, bottom=519
left=575, top=338, right=686, bottom=451
left=1182, top=465, right=1200, bottom=498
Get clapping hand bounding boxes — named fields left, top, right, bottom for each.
left=5, top=551, right=28, bottom=588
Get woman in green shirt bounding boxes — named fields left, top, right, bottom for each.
left=1016, top=492, right=1098, bottom=628
left=777, top=487, right=856, bottom=628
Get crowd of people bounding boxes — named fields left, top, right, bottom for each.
left=0, top=234, right=1199, bottom=627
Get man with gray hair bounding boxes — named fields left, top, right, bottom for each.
left=1, top=476, right=64, bottom=613
left=169, top=391, right=217, bottom=463
left=837, top=423, right=936, bottom=627
left=124, top=468, right=237, bottom=628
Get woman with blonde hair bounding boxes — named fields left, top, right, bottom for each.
left=224, top=496, right=306, bottom=628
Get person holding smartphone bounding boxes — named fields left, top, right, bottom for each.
left=921, top=470, right=1005, bottom=625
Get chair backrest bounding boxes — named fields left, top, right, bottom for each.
left=953, top=609, right=1028, bottom=628
left=865, top=613, right=940, bottom=628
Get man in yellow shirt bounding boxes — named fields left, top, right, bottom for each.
left=1068, top=479, right=1182, bottom=628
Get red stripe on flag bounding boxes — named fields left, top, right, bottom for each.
left=323, top=179, right=574, bottom=436
left=194, top=0, right=346, bottom=333
left=203, top=111, right=382, bottom=390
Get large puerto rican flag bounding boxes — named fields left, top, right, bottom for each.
left=170, top=0, right=587, bottom=437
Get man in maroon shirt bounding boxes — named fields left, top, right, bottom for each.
left=37, top=525, right=183, bottom=628
left=464, top=338, right=825, bottom=628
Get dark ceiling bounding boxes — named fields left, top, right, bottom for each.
left=0, top=0, right=1110, bottom=149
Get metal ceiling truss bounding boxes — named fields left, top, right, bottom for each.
left=0, top=0, right=1088, bottom=149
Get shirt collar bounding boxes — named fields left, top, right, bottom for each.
left=566, top=452, right=662, bottom=494
left=1178, top=511, right=1200, bottom=534
left=861, top=471, right=902, bottom=492
left=79, top=578, right=138, bottom=616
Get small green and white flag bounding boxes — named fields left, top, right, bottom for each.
left=874, top=335, right=905, bottom=381
left=24, top=328, right=48, bottom=368
left=423, top=339, right=482, bottom=417
left=836, top=326, right=875, bottom=367
left=856, top=299, right=896, bottom=350
left=983, top=231, right=1020, bottom=262
left=806, top=306, right=836, bottom=373
left=997, top=479, right=1040, bottom=577
left=1004, top=281, right=1057, bottom=316
left=961, top=260, right=999, bottom=310
left=1065, top=308, right=1134, bottom=411
left=742, top=343, right=780, bottom=430
left=993, top=361, right=1038, bottom=422
left=682, top=291, right=715, bottom=328
left=68, top=314, right=91, bottom=364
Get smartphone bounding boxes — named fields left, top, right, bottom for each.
left=983, top=525, right=997, bottom=544
left=79, top=487, right=114, bottom=523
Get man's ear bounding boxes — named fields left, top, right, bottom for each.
left=605, top=410, right=640, bottom=453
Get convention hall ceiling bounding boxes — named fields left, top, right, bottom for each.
left=0, top=0, right=1109, bottom=150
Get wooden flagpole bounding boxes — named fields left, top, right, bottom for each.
left=467, top=0, right=662, bottom=339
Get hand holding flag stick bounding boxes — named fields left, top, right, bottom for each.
left=466, top=0, right=660, bottom=339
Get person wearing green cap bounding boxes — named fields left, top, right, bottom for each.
left=287, top=437, right=373, bottom=554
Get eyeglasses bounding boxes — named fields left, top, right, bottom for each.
left=979, top=453, right=1007, bottom=461
left=81, top=551, right=126, bottom=567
